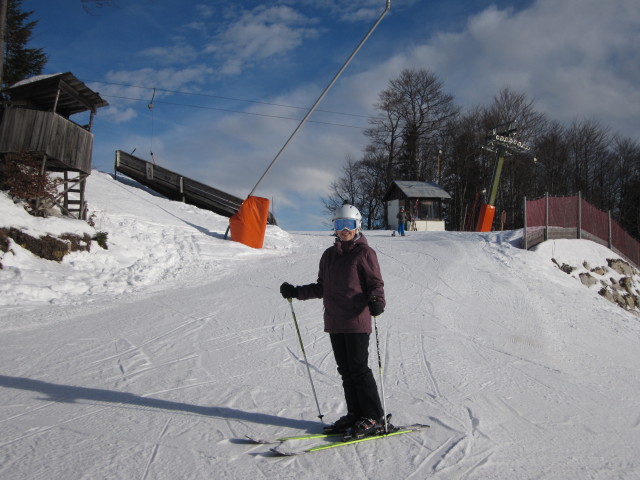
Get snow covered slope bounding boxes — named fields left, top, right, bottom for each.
left=1, top=172, right=639, bottom=479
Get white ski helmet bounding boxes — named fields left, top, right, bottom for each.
left=332, top=204, right=362, bottom=231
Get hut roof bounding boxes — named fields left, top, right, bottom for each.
left=3, top=72, right=108, bottom=117
left=383, top=180, right=451, bottom=201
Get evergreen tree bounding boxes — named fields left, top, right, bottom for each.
left=2, top=0, right=47, bottom=90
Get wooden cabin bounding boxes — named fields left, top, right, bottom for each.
left=383, top=180, right=451, bottom=231
left=0, top=72, right=108, bottom=219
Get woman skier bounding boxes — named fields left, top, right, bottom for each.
left=280, top=204, right=387, bottom=438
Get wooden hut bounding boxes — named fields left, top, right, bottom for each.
left=0, top=72, right=108, bottom=219
left=383, top=180, right=451, bottom=231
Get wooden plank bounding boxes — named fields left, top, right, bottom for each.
left=151, top=165, right=182, bottom=187
left=0, top=107, right=93, bottom=173
left=183, top=179, right=242, bottom=207
left=524, top=228, right=545, bottom=250
left=113, top=150, right=277, bottom=223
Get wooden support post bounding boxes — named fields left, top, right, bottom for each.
left=523, top=196, right=527, bottom=250
left=577, top=192, right=582, bottom=239
left=63, top=171, right=69, bottom=212
left=35, top=154, right=48, bottom=212
left=115, top=150, right=120, bottom=179
left=544, top=193, right=549, bottom=242
left=79, top=174, right=86, bottom=220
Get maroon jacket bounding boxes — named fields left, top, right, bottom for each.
left=297, top=234, right=385, bottom=334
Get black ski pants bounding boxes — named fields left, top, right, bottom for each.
left=329, top=332, right=383, bottom=420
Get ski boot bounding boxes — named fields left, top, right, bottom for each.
left=344, top=414, right=393, bottom=440
left=323, top=413, right=358, bottom=435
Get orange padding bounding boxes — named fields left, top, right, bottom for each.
left=229, top=196, right=270, bottom=249
left=476, top=204, right=496, bottom=232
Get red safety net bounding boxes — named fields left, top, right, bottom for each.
left=548, top=196, right=578, bottom=228
left=526, top=197, right=546, bottom=228
left=580, top=199, right=608, bottom=240
left=525, top=195, right=639, bottom=267
left=611, top=222, right=640, bottom=267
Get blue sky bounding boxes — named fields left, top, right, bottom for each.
left=24, top=0, right=640, bottom=230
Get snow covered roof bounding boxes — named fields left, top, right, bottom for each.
left=9, top=73, right=63, bottom=88
left=383, top=180, right=451, bottom=201
left=3, top=72, right=108, bottom=116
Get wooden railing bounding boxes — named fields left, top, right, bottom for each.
left=114, top=150, right=276, bottom=224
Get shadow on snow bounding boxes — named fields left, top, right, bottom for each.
left=0, top=374, right=319, bottom=432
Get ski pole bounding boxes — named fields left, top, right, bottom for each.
left=374, top=315, right=389, bottom=433
left=246, top=0, right=391, bottom=199
left=287, top=298, right=324, bottom=423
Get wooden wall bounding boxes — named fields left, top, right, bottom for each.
left=0, top=107, right=93, bottom=173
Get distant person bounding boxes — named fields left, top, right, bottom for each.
left=279, top=204, right=387, bottom=439
left=396, top=207, right=407, bottom=236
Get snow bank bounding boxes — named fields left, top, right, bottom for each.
left=0, top=171, right=293, bottom=309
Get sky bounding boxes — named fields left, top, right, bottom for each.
left=1, top=172, right=640, bottom=477
left=22, top=0, right=640, bottom=230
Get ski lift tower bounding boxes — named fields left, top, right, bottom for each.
left=476, top=121, right=531, bottom=232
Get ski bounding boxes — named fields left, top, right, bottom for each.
left=245, top=432, right=340, bottom=445
left=269, top=423, right=429, bottom=456
left=246, top=414, right=394, bottom=444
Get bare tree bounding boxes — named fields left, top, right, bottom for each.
left=323, top=151, right=387, bottom=230
left=610, top=136, right=640, bottom=238
left=566, top=119, right=610, bottom=201
left=323, top=155, right=362, bottom=215
left=366, top=68, right=458, bottom=185
left=365, top=87, right=403, bottom=185
left=531, top=121, right=570, bottom=195
left=443, top=108, right=487, bottom=230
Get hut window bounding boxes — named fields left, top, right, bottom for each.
left=418, top=200, right=440, bottom=220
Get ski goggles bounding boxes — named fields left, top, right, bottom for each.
left=334, top=218, right=357, bottom=231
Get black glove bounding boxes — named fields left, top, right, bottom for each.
left=368, top=297, right=384, bottom=316
left=280, top=282, right=298, bottom=299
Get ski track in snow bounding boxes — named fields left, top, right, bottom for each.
left=1, top=172, right=640, bottom=479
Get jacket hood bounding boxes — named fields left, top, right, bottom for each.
left=335, top=233, right=368, bottom=255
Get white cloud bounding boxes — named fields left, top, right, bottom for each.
left=351, top=0, right=640, bottom=139
left=101, top=106, right=138, bottom=124
left=204, top=5, right=319, bottom=75
left=283, top=0, right=418, bottom=23
left=103, top=65, right=215, bottom=95
left=195, top=4, right=214, bottom=18
left=140, top=43, right=198, bottom=65
left=318, top=0, right=640, bottom=138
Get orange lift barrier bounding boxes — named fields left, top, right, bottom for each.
left=229, top=196, right=271, bottom=249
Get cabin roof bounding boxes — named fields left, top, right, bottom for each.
left=383, top=180, right=451, bottom=201
left=3, top=72, right=108, bottom=117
